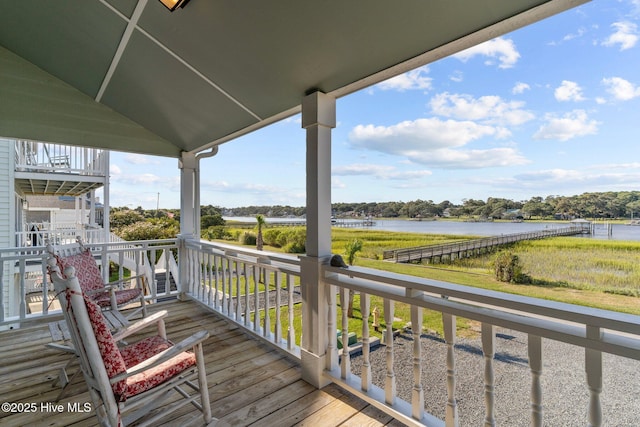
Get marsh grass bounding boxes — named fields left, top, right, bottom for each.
left=448, top=237, right=640, bottom=297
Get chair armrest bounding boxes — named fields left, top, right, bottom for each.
left=112, top=310, right=168, bottom=342
left=109, top=330, right=210, bottom=383
left=105, top=273, right=146, bottom=290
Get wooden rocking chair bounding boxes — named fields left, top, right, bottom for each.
left=48, top=261, right=213, bottom=426
left=47, top=237, right=147, bottom=319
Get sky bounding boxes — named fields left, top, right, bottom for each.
left=104, top=1, right=640, bottom=211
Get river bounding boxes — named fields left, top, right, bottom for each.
left=224, top=217, right=640, bottom=242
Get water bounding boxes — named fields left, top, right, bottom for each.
left=224, top=217, right=640, bottom=241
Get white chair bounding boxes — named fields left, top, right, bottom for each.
left=47, top=237, right=147, bottom=319
left=47, top=259, right=213, bottom=426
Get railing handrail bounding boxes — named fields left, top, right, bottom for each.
left=185, top=239, right=300, bottom=272
left=324, top=263, right=640, bottom=337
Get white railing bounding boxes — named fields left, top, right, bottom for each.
left=322, top=264, right=640, bottom=427
left=182, top=239, right=302, bottom=356
left=181, top=239, right=640, bottom=427
left=14, top=140, right=107, bottom=176
left=15, top=225, right=106, bottom=249
left=0, top=239, right=179, bottom=325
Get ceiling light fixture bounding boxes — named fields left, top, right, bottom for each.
left=158, top=0, right=191, bottom=12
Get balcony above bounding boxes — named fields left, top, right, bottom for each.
left=14, top=140, right=108, bottom=196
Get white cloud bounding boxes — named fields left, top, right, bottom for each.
left=602, top=76, right=640, bottom=100
left=453, top=37, right=520, bottom=69
left=554, top=80, right=586, bottom=102
left=332, top=178, right=347, bottom=189
left=512, top=82, right=530, bottom=94
left=377, top=66, right=432, bottom=91
left=533, top=110, right=600, bottom=141
left=124, top=153, right=161, bottom=165
left=348, top=118, right=528, bottom=169
left=449, top=70, right=464, bottom=83
left=602, top=21, right=638, bottom=50
left=429, top=92, right=534, bottom=126
left=110, top=164, right=122, bottom=175
left=333, top=163, right=432, bottom=180
left=514, top=167, right=640, bottom=187
left=563, top=27, right=587, bottom=42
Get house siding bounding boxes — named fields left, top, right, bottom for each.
left=0, top=139, right=15, bottom=320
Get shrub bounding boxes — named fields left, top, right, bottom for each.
left=263, top=228, right=282, bottom=247
left=203, top=225, right=230, bottom=240
left=239, top=231, right=257, bottom=245
left=283, top=241, right=306, bottom=253
left=493, top=251, right=523, bottom=283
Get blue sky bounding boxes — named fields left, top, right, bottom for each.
left=105, top=1, right=640, bottom=210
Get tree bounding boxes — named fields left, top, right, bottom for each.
left=110, top=209, right=144, bottom=230
left=201, top=213, right=225, bottom=229
left=255, top=214, right=266, bottom=251
left=344, top=239, right=363, bottom=317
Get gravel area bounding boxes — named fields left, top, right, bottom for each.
left=349, top=327, right=640, bottom=426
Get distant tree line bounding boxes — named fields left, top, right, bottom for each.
left=110, top=191, right=640, bottom=243
left=223, top=191, right=640, bottom=220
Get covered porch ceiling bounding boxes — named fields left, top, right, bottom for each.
left=0, top=0, right=588, bottom=158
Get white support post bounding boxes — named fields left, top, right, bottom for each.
left=102, top=151, right=110, bottom=244
left=178, top=152, right=198, bottom=300
left=300, top=91, right=336, bottom=388
left=179, top=152, right=198, bottom=240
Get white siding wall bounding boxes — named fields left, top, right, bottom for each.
left=0, top=138, right=16, bottom=319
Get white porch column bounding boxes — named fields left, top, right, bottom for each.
left=300, top=91, right=336, bottom=388
left=102, top=151, right=110, bottom=244
left=178, top=151, right=198, bottom=299
left=179, top=152, right=199, bottom=239
left=177, top=148, right=218, bottom=298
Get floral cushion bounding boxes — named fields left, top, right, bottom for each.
left=119, top=336, right=196, bottom=399
left=83, top=292, right=195, bottom=401
left=82, top=294, right=128, bottom=399
left=92, top=288, right=142, bottom=308
left=57, top=250, right=104, bottom=292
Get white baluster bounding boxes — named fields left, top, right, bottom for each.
left=326, top=283, right=338, bottom=370
left=528, top=334, right=543, bottom=427
left=384, top=298, right=396, bottom=405
left=227, top=260, right=235, bottom=316
left=253, top=265, right=260, bottom=332
left=234, top=261, right=242, bottom=320
left=340, top=287, right=351, bottom=379
left=287, top=275, right=295, bottom=350
left=411, top=305, right=424, bottom=420
left=263, top=270, right=271, bottom=337
left=243, top=264, right=250, bottom=326
left=481, top=323, right=495, bottom=427
left=205, top=253, right=212, bottom=306
left=275, top=272, right=282, bottom=343
left=443, top=313, right=458, bottom=427
left=360, top=292, right=372, bottom=391
left=213, top=255, right=221, bottom=310
left=221, top=258, right=228, bottom=315
left=586, top=326, right=603, bottom=427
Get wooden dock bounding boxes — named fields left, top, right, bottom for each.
left=383, top=225, right=588, bottom=264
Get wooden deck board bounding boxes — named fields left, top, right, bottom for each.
left=0, top=299, right=403, bottom=427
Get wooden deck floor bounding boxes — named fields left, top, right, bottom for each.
left=0, top=299, right=404, bottom=427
